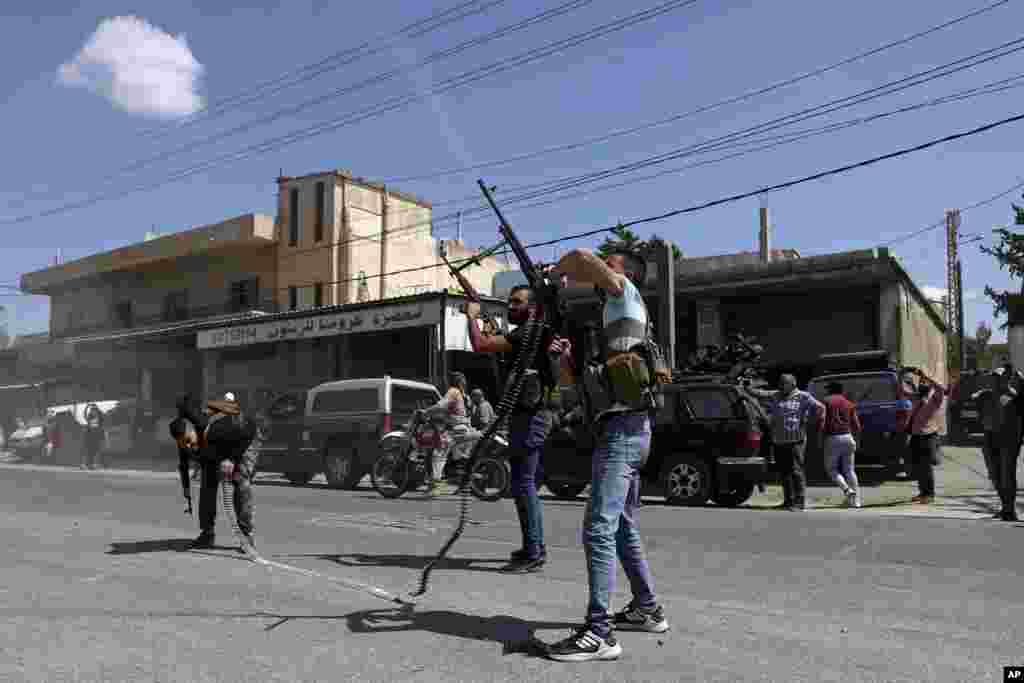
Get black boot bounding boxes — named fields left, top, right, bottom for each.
left=188, top=531, right=215, bottom=549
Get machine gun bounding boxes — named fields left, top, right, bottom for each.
left=412, top=180, right=572, bottom=599
left=673, top=333, right=770, bottom=389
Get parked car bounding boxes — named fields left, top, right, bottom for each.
left=6, top=418, right=46, bottom=455
left=541, top=376, right=770, bottom=507
left=805, top=370, right=912, bottom=480
left=258, top=377, right=443, bottom=489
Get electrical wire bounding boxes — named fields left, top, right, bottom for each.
left=58, top=0, right=601, bottom=193
left=381, top=0, right=1015, bottom=184
left=270, top=109, right=1024, bottom=295
left=134, top=0, right=511, bottom=140
left=0, top=0, right=702, bottom=225
left=272, top=68, right=1024, bottom=265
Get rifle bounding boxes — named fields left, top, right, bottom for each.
left=439, top=251, right=499, bottom=336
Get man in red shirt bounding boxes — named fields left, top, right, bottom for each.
left=821, top=382, right=862, bottom=507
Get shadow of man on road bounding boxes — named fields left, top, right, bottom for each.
left=107, top=539, right=195, bottom=554
left=274, top=552, right=512, bottom=574
left=106, top=539, right=239, bottom=554
left=343, top=607, right=574, bottom=657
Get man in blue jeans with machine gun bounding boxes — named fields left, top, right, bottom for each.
left=542, top=246, right=672, bottom=662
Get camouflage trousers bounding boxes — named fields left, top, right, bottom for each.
left=198, top=446, right=259, bottom=537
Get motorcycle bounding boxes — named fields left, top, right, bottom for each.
left=372, top=410, right=510, bottom=501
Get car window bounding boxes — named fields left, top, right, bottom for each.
left=312, top=388, right=380, bottom=413
left=268, top=394, right=304, bottom=419
left=391, top=386, right=441, bottom=413
left=683, top=389, right=737, bottom=420
left=808, top=375, right=897, bottom=402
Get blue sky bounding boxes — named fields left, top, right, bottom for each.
left=1, top=0, right=1023, bottom=342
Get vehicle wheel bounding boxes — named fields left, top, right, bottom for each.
left=661, top=454, right=711, bottom=506
left=285, top=471, right=313, bottom=486
left=469, top=456, right=510, bottom=502
left=710, top=478, right=756, bottom=507
left=323, top=444, right=363, bottom=490
left=371, top=451, right=411, bottom=499
left=548, top=483, right=587, bottom=500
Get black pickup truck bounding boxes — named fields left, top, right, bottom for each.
left=541, top=376, right=770, bottom=506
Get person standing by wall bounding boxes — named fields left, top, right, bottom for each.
left=972, top=371, right=1004, bottom=490
left=901, top=368, right=949, bottom=505
left=821, top=382, right=862, bottom=508
left=751, top=374, right=824, bottom=511
left=993, top=366, right=1024, bottom=521
left=81, top=403, right=106, bottom=470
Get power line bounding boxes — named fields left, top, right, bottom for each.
left=12, top=0, right=1003, bottom=215
left=381, top=0, right=1015, bottom=185
left=134, top=0, right=512, bottom=140
left=275, top=109, right=1024, bottom=294
left=273, top=72, right=1024, bottom=264
left=0, top=0, right=702, bottom=225
left=41, top=0, right=599, bottom=197
left=883, top=178, right=1024, bottom=247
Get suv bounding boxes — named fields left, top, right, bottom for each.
left=258, top=377, right=442, bottom=488
left=805, top=371, right=912, bottom=480
left=542, top=377, right=769, bottom=507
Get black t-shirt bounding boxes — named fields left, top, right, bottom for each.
left=504, top=323, right=558, bottom=412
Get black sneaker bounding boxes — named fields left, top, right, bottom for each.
left=503, top=556, right=545, bottom=574
left=612, top=602, right=670, bottom=633
left=545, top=627, right=622, bottom=662
left=510, top=547, right=548, bottom=562
left=188, top=533, right=215, bottom=549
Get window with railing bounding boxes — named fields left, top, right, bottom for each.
left=289, top=188, right=299, bottom=246
left=229, top=278, right=259, bottom=313
left=315, top=181, right=325, bottom=243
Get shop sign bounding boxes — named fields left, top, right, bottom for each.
left=197, top=302, right=439, bottom=350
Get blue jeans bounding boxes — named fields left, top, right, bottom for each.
left=509, top=410, right=552, bottom=560
left=584, top=412, right=657, bottom=637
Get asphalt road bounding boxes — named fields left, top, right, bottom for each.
left=1, top=448, right=1022, bottom=682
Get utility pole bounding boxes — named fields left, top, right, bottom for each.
left=945, top=209, right=962, bottom=379
left=956, top=259, right=965, bottom=371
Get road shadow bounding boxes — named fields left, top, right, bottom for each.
left=107, top=538, right=195, bottom=554
left=274, top=552, right=514, bottom=574
left=106, top=539, right=239, bottom=555
left=342, top=607, right=573, bottom=657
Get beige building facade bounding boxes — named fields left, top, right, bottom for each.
left=17, top=168, right=511, bottom=413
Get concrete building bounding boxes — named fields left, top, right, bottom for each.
left=556, top=245, right=947, bottom=387
left=16, top=169, right=510, bottom=413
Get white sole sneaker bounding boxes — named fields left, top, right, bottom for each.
left=547, top=640, right=622, bottom=662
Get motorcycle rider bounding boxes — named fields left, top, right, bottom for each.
left=465, top=286, right=570, bottom=573
left=423, top=371, right=477, bottom=497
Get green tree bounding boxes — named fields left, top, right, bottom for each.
left=596, top=225, right=683, bottom=261
left=982, top=194, right=1024, bottom=327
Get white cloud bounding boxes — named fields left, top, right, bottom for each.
left=921, top=286, right=983, bottom=303
left=57, top=15, right=204, bottom=118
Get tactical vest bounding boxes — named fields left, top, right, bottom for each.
left=581, top=293, right=669, bottom=421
